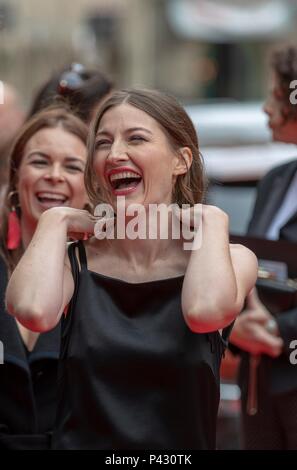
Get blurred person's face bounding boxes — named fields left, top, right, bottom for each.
left=93, top=103, right=190, bottom=210
left=263, top=73, right=297, bottom=144
left=17, top=127, right=88, bottom=229
left=0, top=84, right=24, bottom=146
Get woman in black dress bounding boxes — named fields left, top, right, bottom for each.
left=7, top=89, right=257, bottom=449
left=0, top=106, right=89, bottom=449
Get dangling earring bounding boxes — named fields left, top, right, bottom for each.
left=7, top=191, right=21, bottom=250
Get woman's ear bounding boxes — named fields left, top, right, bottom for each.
left=173, top=147, right=193, bottom=176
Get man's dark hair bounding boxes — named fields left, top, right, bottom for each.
left=271, top=46, right=297, bottom=119
left=27, top=65, right=113, bottom=123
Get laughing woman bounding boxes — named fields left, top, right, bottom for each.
left=0, top=107, right=89, bottom=449
left=6, top=89, right=257, bottom=450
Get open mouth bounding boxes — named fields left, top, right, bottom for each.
left=108, top=170, right=142, bottom=193
left=36, top=191, right=69, bottom=207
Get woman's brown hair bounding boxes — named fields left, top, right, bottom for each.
left=85, top=88, right=207, bottom=207
left=0, top=105, right=88, bottom=274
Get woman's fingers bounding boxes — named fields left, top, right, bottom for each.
left=255, top=327, right=284, bottom=357
left=172, top=204, right=202, bottom=231
left=94, top=216, right=116, bottom=240
left=68, top=232, right=93, bottom=241
left=65, top=209, right=98, bottom=236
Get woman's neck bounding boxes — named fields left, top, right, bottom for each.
left=104, top=210, right=184, bottom=269
left=113, top=237, right=177, bottom=268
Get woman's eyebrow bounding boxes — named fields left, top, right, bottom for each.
left=96, top=127, right=153, bottom=136
left=25, top=152, right=85, bottom=165
left=64, top=156, right=85, bottom=164
left=96, top=129, right=112, bottom=137
left=126, top=127, right=153, bottom=135
left=25, top=151, right=49, bottom=160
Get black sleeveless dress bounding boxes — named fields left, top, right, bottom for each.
left=0, top=256, right=60, bottom=449
left=52, top=241, right=228, bottom=450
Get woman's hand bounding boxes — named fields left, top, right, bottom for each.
left=173, top=204, right=227, bottom=250
left=173, top=203, right=227, bottom=229
left=40, top=207, right=98, bottom=241
left=173, top=203, right=203, bottom=230
left=230, top=288, right=283, bottom=357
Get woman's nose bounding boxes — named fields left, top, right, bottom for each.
left=44, top=164, right=65, bottom=182
left=108, top=142, right=129, bottom=163
left=263, top=98, right=272, bottom=116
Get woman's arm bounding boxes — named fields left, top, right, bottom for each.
left=181, top=205, right=258, bottom=333
left=6, top=207, right=96, bottom=332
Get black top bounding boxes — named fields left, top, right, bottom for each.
left=235, top=160, right=297, bottom=396
left=52, top=241, right=227, bottom=450
left=0, top=256, right=60, bottom=450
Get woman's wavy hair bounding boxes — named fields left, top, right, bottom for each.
left=85, top=88, right=207, bottom=207
left=0, top=105, right=88, bottom=274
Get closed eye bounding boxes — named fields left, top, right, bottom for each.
left=95, top=139, right=112, bottom=149
left=65, top=165, right=84, bottom=172
left=30, top=159, right=48, bottom=166
left=128, top=135, right=147, bottom=143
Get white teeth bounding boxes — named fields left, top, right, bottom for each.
left=109, top=171, right=141, bottom=182
left=36, top=192, right=67, bottom=201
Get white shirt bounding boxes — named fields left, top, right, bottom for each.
left=266, top=170, right=297, bottom=240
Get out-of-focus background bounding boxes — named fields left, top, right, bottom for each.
left=2, top=0, right=297, bottom=449
left=2, top=0, right=297, bottom=233
left=1, top=0, right=297, bottom=103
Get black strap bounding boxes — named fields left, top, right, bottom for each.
left=68, top=242, right=80, bottom=282
left=221, top=320, right=235, bottom=344
left=60, top=243, right=80, bottom=350
left=77, top=241, right=88, bottom=271
left=209, top=321, right=235, bottom=359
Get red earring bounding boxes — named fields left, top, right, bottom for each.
left=7, top=192, right=21, bottom=250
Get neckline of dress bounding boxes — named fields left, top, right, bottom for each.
left=85, top=268, right=185, bottom=286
